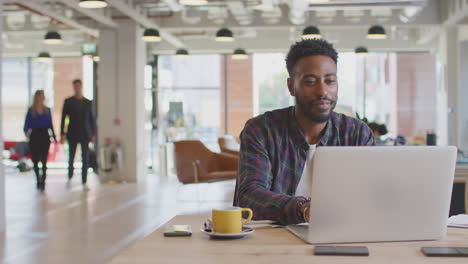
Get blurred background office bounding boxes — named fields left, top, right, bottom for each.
left=0, top=1, right=468, bottom=263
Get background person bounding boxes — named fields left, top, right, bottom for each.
left=60, top=79, right=96, bottom=191
left=24, top=90, right=56, bottom=190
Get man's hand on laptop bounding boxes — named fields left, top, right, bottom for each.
left=300, top=201, right=311, bottom=222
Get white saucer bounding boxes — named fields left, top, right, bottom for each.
left=200, top=226, right=254, bottom=239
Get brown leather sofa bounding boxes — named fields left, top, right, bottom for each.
left=218, top=135, right=240, bottom=156
left=174, top=140, right=239, bottom=184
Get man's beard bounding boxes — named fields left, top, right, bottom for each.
left=296, top=96, right=337, bottom=123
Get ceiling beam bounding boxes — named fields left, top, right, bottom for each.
left=442, top=0, right=468, bottom=26
left=162, top=0, right=182, bottom=12
left=15, top=0, right=99, bottom=37
left=57, top=0, right=117, bottom=28
left=157, top=9, right=440, bottom=31
left=226, top=1, right=253, bottom=26
left=106, top=0, right=184, bottom=48
left=148, top=30, right=433, bottom=55
left=416, top=26, right=441, bottom=45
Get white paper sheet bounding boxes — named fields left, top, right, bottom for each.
left=448, top=214, right=468, bottom=228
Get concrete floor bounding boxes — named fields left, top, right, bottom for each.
left=0, top=168, right=235, bottom=264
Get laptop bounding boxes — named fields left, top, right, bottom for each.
left=287, top=146, right=458, bottom=244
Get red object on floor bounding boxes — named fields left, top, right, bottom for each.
left=3, top=141, right=33, bottom=161
left=4, top=141, right=60, bottom=162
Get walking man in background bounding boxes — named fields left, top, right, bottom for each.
left=60, top=79, right=96, bottom=191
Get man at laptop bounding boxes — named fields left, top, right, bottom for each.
left=235, top=39, right=375, bottom=225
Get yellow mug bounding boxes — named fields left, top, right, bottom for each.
left=212, top=207, right=253, bottom=233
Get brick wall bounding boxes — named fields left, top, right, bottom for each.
left=396, top=53, right=437, bottom=138
left=220, top=56, right=254, bottom=138
left=52, top=57, right=83, bottom=137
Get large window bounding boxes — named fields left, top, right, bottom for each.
left=2, top=58, right=53, bottom=141
left=2, top=56, right=92, bottom=167
left=158, top=55, right=221, bottom=149
left=253, top=53, right=292, bottom=115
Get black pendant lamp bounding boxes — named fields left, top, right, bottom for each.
left=44, top=31, right=63, bottom=44
left=216, top=28, right=234, bottom=42
left=79, top=0, right=108, bottom=8
left=37, top=52, right=52, bottom=62
left=143, top=28, right=161, bottom=42
left=302, top=26, right=321, bottom=40
left=355, top=46, right=369, bottom=55
left=232, top=48, right=248, bottom=60
left=367, top=25, right=387, bottom=39
left=176, top=48, right=189, bottom=56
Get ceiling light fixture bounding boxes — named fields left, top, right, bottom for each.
left=142, top=28, right=161, bottom=42
left=355, top=46, right=369, bottom=55
left=215, top=28, right=234, bottom=42
left=176, top=48, right=189, bottom=56
left=367, top=25, right=387, bottom=39
left=43, top=31, right=63, bottom=44
left=37, top=52, right=51, bottom=62
left=302, top=26, right=321, bottom=40
left=79, top=0, right=108, bottom=8
left=232, top=48, right=248, bottom=60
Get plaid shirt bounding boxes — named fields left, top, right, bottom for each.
left=235, top=106, right=375, bottom=225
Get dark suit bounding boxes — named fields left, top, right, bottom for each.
left=60, top=96, right=96, bottom=183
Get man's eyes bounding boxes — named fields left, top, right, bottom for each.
left=304, top=79, right=336, bottom=84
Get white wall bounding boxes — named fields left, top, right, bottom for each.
left=0, top=0, right=6, bottom=232
left=439, top=27, right=460, bottom=147
left=97, top=20, right=146, bottom=182
left=459, top=40, right=468, bottom=152
left=460, top=25, right=468, bottom=42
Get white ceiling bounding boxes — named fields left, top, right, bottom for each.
left=2, top=0, right=468, bottom=57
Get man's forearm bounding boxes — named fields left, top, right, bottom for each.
left=237, top=181, right=309, bottom=225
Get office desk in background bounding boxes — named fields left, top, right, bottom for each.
left=110, top=215, right=468, bottom=264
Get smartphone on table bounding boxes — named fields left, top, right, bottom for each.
left=163, top=225, right=192, bottom=237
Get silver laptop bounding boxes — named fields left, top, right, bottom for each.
left=287, top=146, right=457, bottom=244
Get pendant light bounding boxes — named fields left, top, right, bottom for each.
left=180, top=0, right=208, bottom=6
left=232, top=48, right=248, bottom=60
left=355, top=46, right=368, bottom=55
left=216, top=28, right=234, bottom=42
left=79, top=0, right=108, bottom=8
left=143, top=28, right=161, bottom=42
left=176, top=48, right=189, bottom=56
left=44, top=31, right=63, bottom=44
left=37, top=52, right=52, bottom=62
left=302, top=26, right=321, bottom=40
left=367, top=25, right=387, bottom=39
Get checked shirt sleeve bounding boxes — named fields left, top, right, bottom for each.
left=235, top=119, right=308, bottom=225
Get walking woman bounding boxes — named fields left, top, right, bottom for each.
left=24, top=90, right=57, bottom=190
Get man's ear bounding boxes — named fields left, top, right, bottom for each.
left=287, top=77, right=295, bottom=96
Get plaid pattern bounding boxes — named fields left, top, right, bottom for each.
left=236, top=106, right=375, bottom=225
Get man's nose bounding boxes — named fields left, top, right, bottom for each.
left=315, top=81, right=328, bottom=97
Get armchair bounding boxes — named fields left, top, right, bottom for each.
left=218, top=135, right=240, bottom=156
left=174, top=140, right=239, bottom=184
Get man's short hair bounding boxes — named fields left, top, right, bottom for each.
left=285, top=39, right=338, bottom=76
left=72, top=79, right=82, bottom=85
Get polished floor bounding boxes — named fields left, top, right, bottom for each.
left=0, top=167, right=235, bottom=264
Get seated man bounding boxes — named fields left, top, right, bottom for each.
left=235, top=39, right=374, bottom=225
